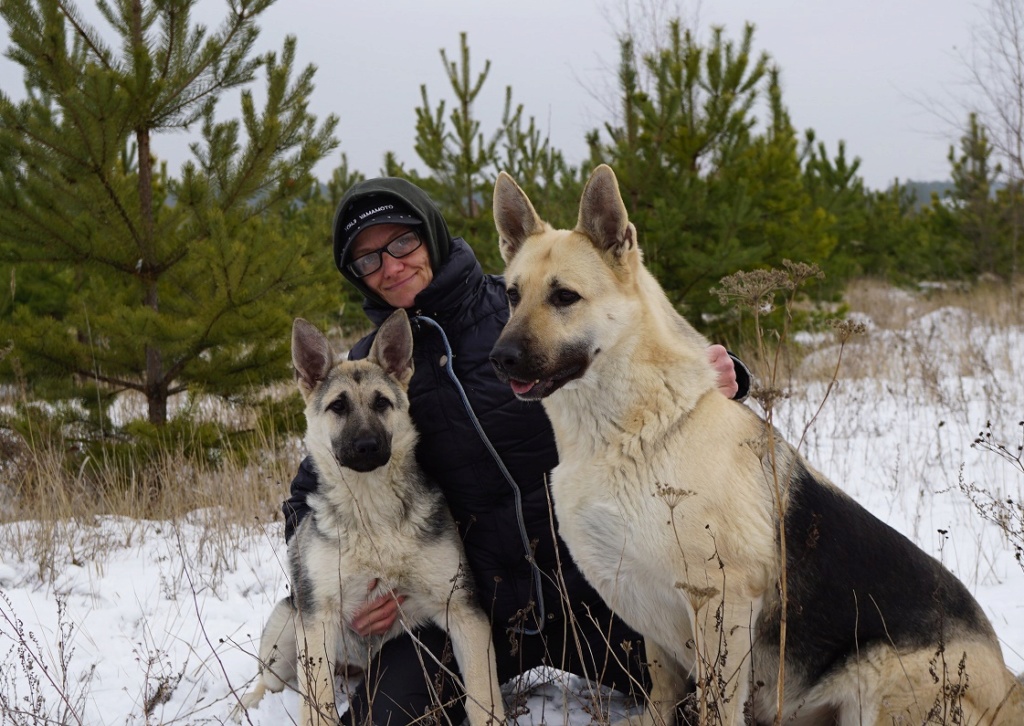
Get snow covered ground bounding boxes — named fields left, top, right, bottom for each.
left=1, top=302, right=1022, bottom=724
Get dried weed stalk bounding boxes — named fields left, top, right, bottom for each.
left=712, top=260, right=860, bottom=725
left=963, top=421, right=1024, bottom=573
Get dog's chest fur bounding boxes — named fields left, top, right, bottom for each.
left=544, top=382, right=778, bottom=659
left=292, top=455, right=464, bottom=651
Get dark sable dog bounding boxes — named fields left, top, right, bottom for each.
left=488, top=165, right=1024, bottom=726
left=236, top=310, right=504, bottom=726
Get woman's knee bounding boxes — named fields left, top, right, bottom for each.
left=342, top=628, right=467, bottom=726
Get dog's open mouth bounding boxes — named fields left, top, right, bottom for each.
left=507, top=366, right=582, bottom=400
left=508, top=378, right=551, bottom=399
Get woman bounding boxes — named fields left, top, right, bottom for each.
left=282, top=176, right=749, bottom=725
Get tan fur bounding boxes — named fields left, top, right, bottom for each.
left=235, top=311, right=504, bottom=726
left=490, top=165, right=1024, bottom=726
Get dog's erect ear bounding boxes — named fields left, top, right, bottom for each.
left=493, top=171, right=546, bottom=264
left=368, top=309, right=415, bottom=389
left=292, top=318, right=334, bottom=392
left=575, top=164, right=637, bottom=259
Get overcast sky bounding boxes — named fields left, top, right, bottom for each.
left=0, top=0, right=983, bottom=190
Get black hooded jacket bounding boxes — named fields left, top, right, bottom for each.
left=283, top=178, right=606, bottom=631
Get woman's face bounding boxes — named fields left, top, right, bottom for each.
left=349, top=223, right=433, bottom=309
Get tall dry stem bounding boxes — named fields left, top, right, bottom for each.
left=715, top=260, right=857, bottom=725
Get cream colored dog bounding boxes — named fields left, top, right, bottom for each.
left=236, top=310, right=504, bottom=726
left=489, top=164, right=1024, bottom=726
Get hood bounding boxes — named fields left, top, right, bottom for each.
left=333, top=177, right=452, bottom=308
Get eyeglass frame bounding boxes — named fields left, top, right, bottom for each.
left=346, top=229, right=424, bottom=279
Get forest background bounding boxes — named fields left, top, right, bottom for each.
left=0, top=0, right=1021, bottom=504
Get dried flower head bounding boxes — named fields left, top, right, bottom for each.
left=654, top=482, right=696, bottom=510
left=781, top=259, right=825, bottom=288
left=713, top=269, right=790, bottom=313
left=829, top=318, right=867, bottom=344
left=714, top=261, right=824, bottom=314
left=751, top=383, right=789, bottom=413
left=676, top=581, right=721, bottom=610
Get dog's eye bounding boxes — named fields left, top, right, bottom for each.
left=372, top=393, right=393, bottom=413
left=327, top=395, right=349, bottom=416
left=551, top=289, right=581, bottom=307
left=506, top=287, right=521, bottom=307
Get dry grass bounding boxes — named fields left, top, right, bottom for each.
left=844, top=277, right=1024, bottom=331
left=750, top=277, right=1024, bottom=391
left=0, top=396, right=302, bottom=571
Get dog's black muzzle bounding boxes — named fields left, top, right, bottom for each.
left=490, top=338, right=585, bottom=401
left=337, top=432, right=392, bottom=473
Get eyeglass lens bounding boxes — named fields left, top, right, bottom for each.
left=350, top=232, right=422, bottom=277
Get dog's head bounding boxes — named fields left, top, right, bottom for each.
left=489, top=164, right=645, bottom=400
left=292, top=310, right=415, bottom=473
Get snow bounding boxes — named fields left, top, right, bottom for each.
left=0, top=515, right=638, bottom=724
left=1, top=305, right=1023, bottom=725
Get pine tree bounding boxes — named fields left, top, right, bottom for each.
left=948, top=114, right=1005, bottom=276
left=738, top=67, right=835, bottom=283
left=593, top=21, right=832, bottom=336
left=852, top=182, right=933, bottom=281
left=0, top=0, right=338, bottom=425
left=802, top=135, right=868, bottom=285
left=404, top=32, right=579, bottom=271
left=500, top=111, right=581, bottom=231
left=406, top=32, right=512, bottom=271
left=926, top=114, right=1007, bottom=279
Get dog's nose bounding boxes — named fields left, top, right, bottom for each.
left=340, top=433, right=391, bottom=472
left=489, top=341, right=521, bottom=375
left=352, top=436, right=382, bottom=456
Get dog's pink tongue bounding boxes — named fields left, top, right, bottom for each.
left=510, top=379, right=536, bottom=396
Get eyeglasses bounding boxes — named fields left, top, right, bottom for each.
left=347, top=231, right=423, bottom=278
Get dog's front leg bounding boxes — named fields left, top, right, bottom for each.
left=629, top=637, right=690, bottom=726
left=442, top=600, right=506, bottom=726
left=234, top=597, right=299, bottom=720
left=296, top=613, right=341, bottom=726
left=691, top=595, right=758, bottom=726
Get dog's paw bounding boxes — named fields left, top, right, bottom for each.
left=230, top=682, right=268, bottom=722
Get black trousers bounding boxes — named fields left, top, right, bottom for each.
left=341, top=607, right=650, bottom=726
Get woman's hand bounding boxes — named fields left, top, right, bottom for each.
left=348, top=579, right=406, bottom=637
left=707, top=344, right=738, bottom=399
